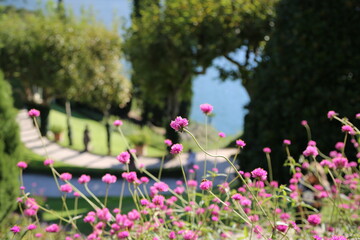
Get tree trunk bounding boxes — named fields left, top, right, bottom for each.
left=104, top=106, right=111, bottom=156
left=65, top=100, right=73, bottom=146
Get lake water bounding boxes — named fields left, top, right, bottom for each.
left=2, top=0, right=250, bottom=135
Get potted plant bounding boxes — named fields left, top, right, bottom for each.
left=50, top=125, right=64, bottom=142
left=127, top=130, right=151, bottom=156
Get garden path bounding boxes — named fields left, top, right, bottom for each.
left=17, top=109, right=239, bottom=197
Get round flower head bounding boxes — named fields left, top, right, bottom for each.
left=327, top=110, right=337, bottom=119
left=60, top=184, right=73, bottom=193
left=283, top=139, right=291, bottom=145
left=170, top=143, right=183, bottom=154
left=307, top=214, right=321, bottom=225
left=10, top=225, right=20, bottom=234
left=28, top=109, right=40, bottom=117
left=263, top=147, right=271, bottom=153
left=200, top=103, right=213, bottom=115
left=301, top=120, right=308, bottom=126
left=17, top=161, right=28, bottom=169
left=218, top=132, right=226, bottom=138
left=78, top=174, right=91, bottom=184
left=45, top=224, right=60, bottom=233
left=44, top=159, right=54, bottom=166
left=236, top=139, right=246, bottom=148
left=200, top=180, right=213, bottom=190
left=164, top=139, right=172, bottom=146
left=60, top=172, right=72, bottom=181
left=102, top=173, right=117, bottom=184
left=113, top=120, right=123, bottom=126
left=251, top=168, right=267, bottom=181
left=303, top=146, right=319, bottom=157
left=117, top=151, right=130, bottom=164
left=27, top=224, right=37, bottom=230
left=342, top=125, right=355, bottom=135
left=170, top=116, right=189, bottom=132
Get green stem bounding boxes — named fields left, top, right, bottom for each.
left=158, top=155, right=165, bottom=180
left=104, top=184, right=110, bottom=207
left=184, top=128, right=274, bottom=228
left=118, top=180, right=126, bottom=211
left=266, top=153, right=273, bottom=182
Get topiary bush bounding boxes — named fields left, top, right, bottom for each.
left=0, top=71, right=22, bottom=223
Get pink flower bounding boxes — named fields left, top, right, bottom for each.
left=152, top=195, right=165, bottom=206
left=73, top=192, right=81, bottom=197
left=17, top=161, right=28, bottom=169
left=301, top=120, right=308, bottom=126
left=154, top=182, right=169, bottom=192
left=164, top=139, right=172, bottom=146
left=27, top=224, right=37, bottom=230
left=302, top=162, right=310, bottom=169
left=102, top=173, right=117, bottom=184
left=283, top=139, right=291, bottom=145
left=118, top=231, right=129, bottom=239
left=140, top=199, right=149, bottom=206
left=10, top=225, right=20, bottom=234
left=45, top=224, right=60, bottom=233
left=236, top=139, right=246, bottom=148
left=78, top=174, right=91, bottom=184
left=327, top=110, right=337, bottom=119
left=329, top=236, right=348, bottom=240
left=96, top=208, right=111, bottom=221
left=356, top=113, right=360, bottom=119
left=169, top=231, right=176, bottom=239
left=200, top=180, right=212, bottom=190
left=117, top=151, right=130, bottom=164
left=122, top=171, right=137, bottom=183
left=28, top=109, right=40, bottom=117
left=335, top=142, right=344, bottom=150
left=60, top=172, right=72, bottom=181
left=113, top=120, right=123, bottom=126
left=303, top=146, right=319, bottom=157
left=251, top=168, right=267, bottom=181
left=276, top=224, right=288, bottom=232
left=263, top=147, right=271, bottom=153
left=333, top=157, right=348, bottom=168
left=308, top=214, right=321, bottom=225
left=200, top=103, right=213, bottom=115
left=188, top=180, right=198, bottom=188
left=60, top=184, right=73, bottom=193
left=44, top=159, right=54, bottom=166
left=140, top=176, right=149, bottom=183
left=34, top=233, right=43, bottom=238
left=342, top=125, right=355, bottom=135
left=218, top=132, right=226, bottom=138
left=170, top=143, right=183, bottom=154
left=170, top=116, right=189, bottom=132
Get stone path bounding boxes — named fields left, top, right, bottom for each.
left=17, top=109, right=239, bottom=197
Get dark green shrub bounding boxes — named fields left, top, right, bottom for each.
left=0, top=71, right=22, bottom=223
left=241, top=0, right=360, bottom=183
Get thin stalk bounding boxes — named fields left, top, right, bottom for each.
left=184, top=128, right=274, bottom=228
left=104, top=184, right=110, bottom=207
left=265, top=153, right=273, bottom=182
left=158, top=155, right=165, bottom=180
left=84, top=183, right=105, bottom=209
left=118, top=180, right=126, bottom=210
left=203, top=115, right=208, bottom=178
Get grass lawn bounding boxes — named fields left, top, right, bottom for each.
left=48, top=105, right=166, bottom=157
left=48, top=105, right=239, bottom=157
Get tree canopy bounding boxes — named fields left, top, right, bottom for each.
left=124, top=0, right=276, bottom=141
left=0, top=6, right=131, bottom=108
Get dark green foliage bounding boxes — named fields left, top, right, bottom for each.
left=0, top=71, right=22, bottom=223
left=241, top=0, right=360, bottom=183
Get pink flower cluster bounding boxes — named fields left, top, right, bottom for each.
left=170, top=116, right=189, bottom=132
left=117, top=151, right=131, bottom=164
